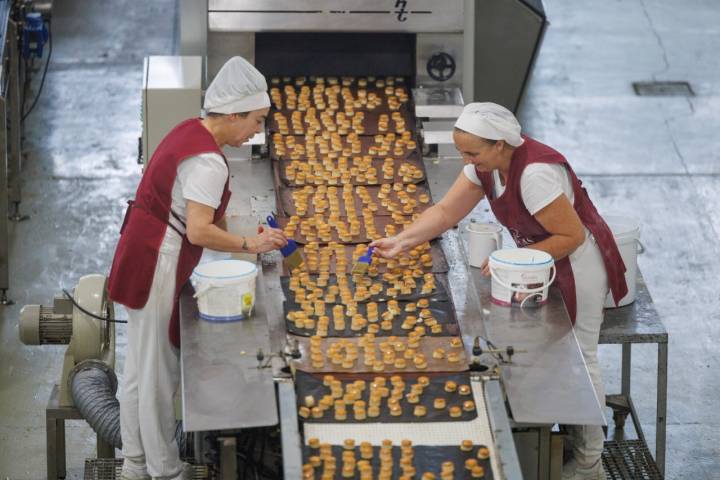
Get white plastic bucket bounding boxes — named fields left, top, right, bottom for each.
left=191, top=260, right=258, bottom=322
left=603, top=216, right=643, bottom=308
left=489, top=248, right=556, bottom=307
left=466, top=221, right=503, bottom=268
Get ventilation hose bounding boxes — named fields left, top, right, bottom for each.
left=69, top=360, right=186, bottom=451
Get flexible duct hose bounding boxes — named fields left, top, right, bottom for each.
left=70, top=360, right=122, bottom=448
left=70, top=360, right=186, bottom=451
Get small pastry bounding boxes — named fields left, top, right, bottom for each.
left=471, top=466, right=485, bottom=478
left=344, top=439, right=355, bottom=450
left=390, top=405, right=402, bottom=416
left=413, top=405, right=427, bottom=417
left=444, top=381, right=457, bottom=393
left=433, top=398, right=446, bottom=409
left=447, top=352, right=460, bottom=363
left=461, top=440, right=473, bottom=451
left=433, top=348, right=446, bottom=359
left=311, top=407, right=324, bottom=418
left=298, top=406, right=311, bottom=418
left=463, top=400, right=476, bottom=411
left=458, top=384, right=472, bottom=396
left=465, top=458, right=479, bottom=470
left=417, top=376, right=430, bottom=387
left=449, top=406, right=462, bottom=418
left=477, top=446, right=490, bottom=460
left=450, top=337, right=463, bottom=348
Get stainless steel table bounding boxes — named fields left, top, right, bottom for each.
left=445, top=229, right=606, bottom=428
left=600, top=272, right=668, bottom=476
left=178, top=279, right=278, bottom=432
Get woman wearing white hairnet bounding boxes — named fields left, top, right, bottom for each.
left=107, top=57, right=287, bottom=480
left=371, top=102, right=627, bottom=480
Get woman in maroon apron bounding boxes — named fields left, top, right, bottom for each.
left=108, top=57, right=287, bottom=480
left=372, top=103, right=626, bottom=480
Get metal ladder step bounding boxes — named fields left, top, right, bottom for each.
left=83, top=459, right=211, bottom=480
left=603, top=439, right=663, bottom=479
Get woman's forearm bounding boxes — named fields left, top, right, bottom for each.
left=187, top=223, right=251, bottom=253
left=529, top=234, right=583, bottom=261
left=395, top=204, right=454, bottom=249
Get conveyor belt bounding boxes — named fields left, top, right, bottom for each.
left=270, top=75, right=497, bottom=479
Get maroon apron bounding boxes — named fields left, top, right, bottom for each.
left=475, top=136, right=627, bottom=322
left=108, top=118, right=232, bottom=347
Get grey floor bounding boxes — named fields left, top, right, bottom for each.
left=0, top=0, right=718, bottom=478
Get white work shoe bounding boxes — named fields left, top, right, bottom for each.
left=170, top=462, right=195, bottom=480
left=562, top=458, right=607, bottom=480
left=119, top=469, right=150, bottom=480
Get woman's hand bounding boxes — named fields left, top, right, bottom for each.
left=480, top=258, right=491, bottom=277
left=248, top=225, right=288, bottom=253
left=369, top=236, right=407, bottom=259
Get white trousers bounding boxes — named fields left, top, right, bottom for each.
left=120, top=249, right=185, bottom=479
left=566, top=236, right=609, bottom=466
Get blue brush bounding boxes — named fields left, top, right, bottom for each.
left=352, top=246, right=375, bottom=276
left=267, top=215, right=304, bottom=271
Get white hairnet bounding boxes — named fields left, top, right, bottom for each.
left=203, top=56, right=271, bottom=114
left=454, top=102, right=524, bottom=147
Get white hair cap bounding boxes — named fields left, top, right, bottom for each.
left=454, top=102, right=524, bottom=147
left=204, top=56, right=271, bottom=114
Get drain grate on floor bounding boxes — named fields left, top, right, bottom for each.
left=602, top=439, right=663, bottom=479
left=633, top=81, right=694, bottom=96
left=84, top=458, right=211, bottom=480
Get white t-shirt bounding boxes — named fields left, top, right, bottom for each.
left=158, top=153, right=228, bottom=255
left=463, top=162, right=574, bottom=214
left=463, top=162, right=591, bottom=259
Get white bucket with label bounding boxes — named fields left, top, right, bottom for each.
left=466, top=221, right=503, bottom=268
left=191, top=260, right=258, bottom=322
left=604, top=216, right=644, bottom=308
left=489, top=248, right=556, bottom=307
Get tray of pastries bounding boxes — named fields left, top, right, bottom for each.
left=281, top=242, right=449, bottom=276
left=281, top=272, right=449, bottom=305
left=276, top=183, right=432, bottom=218
left=300, top=439, right=494, bottom=479
left=274, top=155, right=426, bottom=187
left=294, top=371, right=477, bottom=423
left=269, top=109, right=417, bottom=136
left=284, top=298, right=458, bottom=337
left=270, top=82, right=411, bottom=113
left=276, top=213, right=419, bottom=245
left=270, top=132, right=419, bottom=161
left=291, top=334, right=468, bottom=374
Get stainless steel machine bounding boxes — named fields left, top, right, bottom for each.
left=135, top=2, right=578, bottom=480
left=167, top=0, right=547, bottom=163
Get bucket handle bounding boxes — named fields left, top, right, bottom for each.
left=490, top=264, right=557, bottom=294
left=193, top=284, right=214, bottom=299
left=467, top=223, right=503, bottom=249
left=637, top=240, right=646, bottom=254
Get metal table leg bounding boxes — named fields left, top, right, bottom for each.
left=656, top=342, right=668, bottom=476
left=0, top=97, right=12, bottom=305
left=621, top=344, right=631, bottom=399
left=46, top=416, right=66, bottom=480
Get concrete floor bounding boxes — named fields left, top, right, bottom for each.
left=0, top=0, right=718, bottom=478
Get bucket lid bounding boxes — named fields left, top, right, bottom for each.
left=489, top=248, right=553, bottom=266
left=467, top=221, right=503, bottom=234
left=192, top=259, right=257, bottom=279
left=603, top=215, right=641, bottom=239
